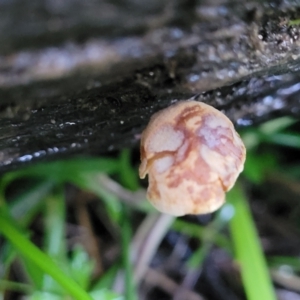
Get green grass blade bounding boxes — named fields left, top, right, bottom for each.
left=268, top=256, right=300, bottom=272
left=259, top=117, right=296, bottom=135
left=69, top=246, right=95, bottom=290
left=89, top=263, right=124, bottom=298
left=121, top=206, right=137, bottom=300
left=9, top=180, right=54, bottom=225
left=172, top=218, right=231, bottom=252
left=44, top=191, right=67, bottom=261
left=0, top=280, right=33, bottom=294
left=264, top=132, right=300, bottom=148
left=2, top=157, right=120, bottom=183
left=20, top=253, right=44, bottom=289
left=73, top=174, right=123, bottom=224
left=119, top=149, right=139, bottom=191
left=0, top=212, right=92, bottom=300
left=186, top=204, right=234, bottom=269
left=42, top=190, right=68, bottom=294
left=91, top=264, right=120, bottom=291
left=0, top=181, right=54, bottom=288
left=228, top=185, right=276, bottom=300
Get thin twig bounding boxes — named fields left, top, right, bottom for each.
left=131, top=213, right=175, bottom=284
left=98, top=174, right=147, bottom=207
left=271, top=269, right=300, bottom=292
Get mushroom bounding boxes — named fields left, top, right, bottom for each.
left=139, top=100, right=246, bottom=216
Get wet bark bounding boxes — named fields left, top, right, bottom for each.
left=0, top=0, right=300, bottom=171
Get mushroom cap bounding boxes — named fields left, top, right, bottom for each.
left=139, top=100, right=246, bottom=216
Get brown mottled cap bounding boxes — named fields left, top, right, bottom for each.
left=139, top=100, right=246, bottom=216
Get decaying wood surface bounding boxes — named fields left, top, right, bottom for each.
left=0, top=0, right=300, bottom=171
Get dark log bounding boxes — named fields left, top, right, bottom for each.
left=0, top=0, right=300, bottom=171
